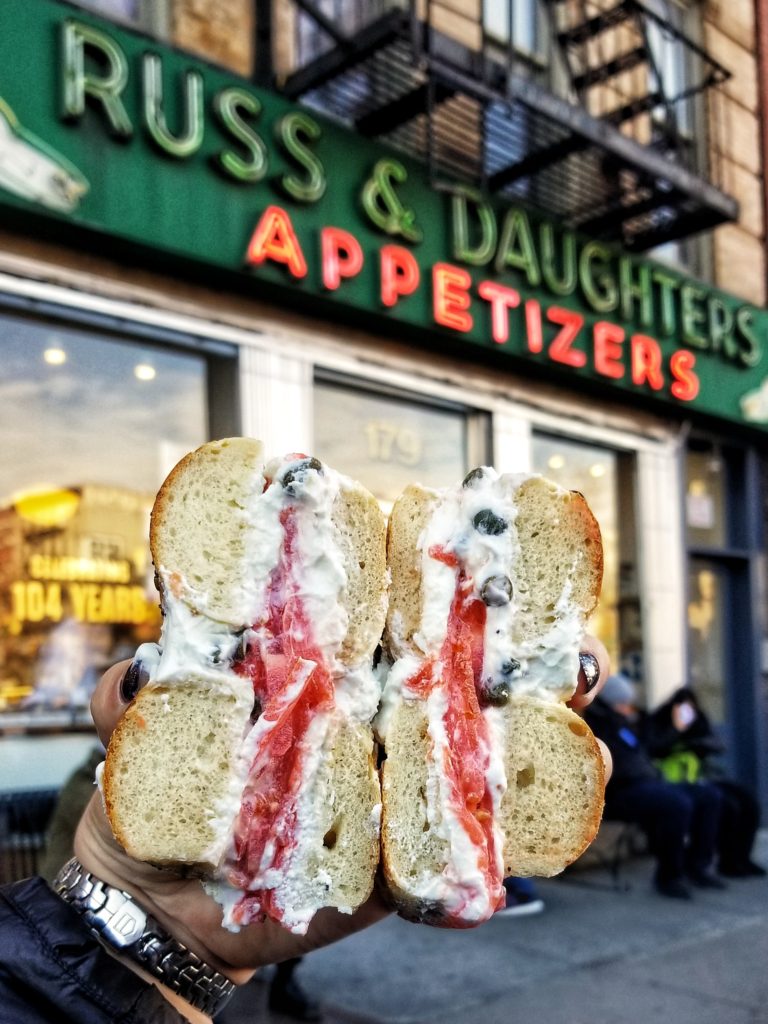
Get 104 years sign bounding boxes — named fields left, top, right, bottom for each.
left=0, top=0, right=766, bottom=431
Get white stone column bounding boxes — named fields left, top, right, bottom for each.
left=492, top=410, right=532, bottom=473
left=238, top=345, right=314, bottom=456
left=636, top=442, right=687, bottom=707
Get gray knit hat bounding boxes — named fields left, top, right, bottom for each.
left=600, top=673, right=637, bottom=708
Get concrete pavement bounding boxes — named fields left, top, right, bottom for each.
left=217, top=832, right=768, bottom=1024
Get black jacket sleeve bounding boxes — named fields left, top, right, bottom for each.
left=0, top=877, right=186, bottom=1024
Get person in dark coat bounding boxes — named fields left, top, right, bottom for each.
left=646, top=687, right=765, bottom=879
left=585, top=673, right=726, bottom=900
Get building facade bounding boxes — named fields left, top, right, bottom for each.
left=0, top=0, right=766, bottom=813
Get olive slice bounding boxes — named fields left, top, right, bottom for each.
left=481, top=574, right=513, bottom=606
left=281, top=456, right=323, bottom=495
left=500, top=658, right=522, bottom=677
left=462, top=467, right=486, bottom=489
left=473, top=509, right=507, bottom=535
left=482, top=680, right=511, bottom=707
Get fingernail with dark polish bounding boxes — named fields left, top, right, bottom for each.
left=579, top=652, right=601, bottom=693
left=120, top=661, right=144, bottom=704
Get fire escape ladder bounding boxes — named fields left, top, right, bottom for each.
left=278, top=0, right=737, bottom=250
left=545, top=0, right=672, bottom=131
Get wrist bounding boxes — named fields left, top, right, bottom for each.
left=52, top=858, right=237, bottom=1018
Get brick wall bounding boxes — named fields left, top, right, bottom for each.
left=704, top=0, right=766, bottom=306
left=171, top=0, right=254, bottom=77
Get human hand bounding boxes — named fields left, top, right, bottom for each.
left=78, top=638, right=612, bottom=982
left=79, top=660, right=390, bottom=985
left=568, top=635, right=613, bottom=780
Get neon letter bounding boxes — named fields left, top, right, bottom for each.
left=525, top=299, right=544, bottom=353
left=670, top=350, right=700, bottom=401
left=143, top=53, right=204, bottom=158
left=630, top=334, right=665, bottom=390
left=433, top=263, right=473, bottom=333
left=245, top=205, right=308, bottom=278
left=593, top=321, right=625, bottom=379
left=214, top=88, right=267, bottom=183
left=547, top=307, right=586, bottom=367
left=321, top=227, right=364, bottom=290
left=380, top=245, right=420, bottom=308
left=478, top=281, right=520, bottom=344
left=60, top=20, right=133, bottom=138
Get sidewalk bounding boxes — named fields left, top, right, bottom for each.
left=218, top=832, right=768, bottom=1024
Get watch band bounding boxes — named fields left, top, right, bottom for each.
left=53, top=858, right=236, bottom=1017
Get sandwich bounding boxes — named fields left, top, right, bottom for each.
left=103, top=438, right=387, bottom=935
left=377, top=468, right=605, bottom=926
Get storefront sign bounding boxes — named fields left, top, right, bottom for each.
left=0, top=0, right=766, bottom=431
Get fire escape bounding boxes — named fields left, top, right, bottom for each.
left=259, top=0, right=736, bottom=251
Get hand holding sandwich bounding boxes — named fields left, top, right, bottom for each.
left=63, top=440, right=613, bottom=1020
left=77, top=639, right=608, bottom=983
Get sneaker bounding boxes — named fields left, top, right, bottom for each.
left=655, top=878, right=692, bottom=900
left=495, top=892, right=545, bottom=917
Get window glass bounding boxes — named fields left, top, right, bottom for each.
left=484, top=0, right=539, bottom=55
left=69, top=0, right=168, bottom=35
left=72, top=0, right=141, bottom=20
left=685, top=447, right=727, bottom=548
left=687, top=559, right=726, bottom=724
left=313, top=381, right=470, bottom=509
left=0, top=316, right=207, bottom=786
left=531, top=435, right=622, bottom=673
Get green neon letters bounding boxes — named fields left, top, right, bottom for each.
left=61, top=19, right=132, bottom=138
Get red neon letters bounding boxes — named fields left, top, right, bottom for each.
left=244, top=206, right=700, bottom=404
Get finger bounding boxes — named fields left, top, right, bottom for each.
left=567, top=634, right=610, bottom=711
left=596, top=737, right=613, bottom=783
left=90, top=659, right=133, bottom=746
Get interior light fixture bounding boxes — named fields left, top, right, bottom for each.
left=547, top=454, right=565, bottom=470
left=43, top=346, right=67, bottom=365
left=589, top=463, right=607, bottom=478
left=134, top=363, right=156, bottom=381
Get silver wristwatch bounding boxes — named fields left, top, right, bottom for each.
left=53, top=858, right=236, bottom=1017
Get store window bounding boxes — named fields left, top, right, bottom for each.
left=532, top=434, right=637, bottom=682
left=687, top=558, right=727, bottom=724
left=71, top=0, right=169, bottom=36
left=483, top=0, right=541, bottom=61
left=684, top=440, right=747, bottom=730
left=0, top=314, right=208, bottom=789
left=685, top=446, right=727, bottom=548
left=313, top=377, right=487, bottom=510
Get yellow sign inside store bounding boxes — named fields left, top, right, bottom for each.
left=13, top=488, right=80, bottom=527
left=10, top=580, right=156, bottom=625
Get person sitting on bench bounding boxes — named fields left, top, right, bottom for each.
left=584, top=674, right=725, bottom=900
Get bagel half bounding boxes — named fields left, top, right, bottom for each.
left=103, top=438, right=387, bottom=935
left=377, top=470, right=605, bottom=926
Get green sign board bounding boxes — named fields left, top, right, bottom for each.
left=0, top=0, right=766, bottom=432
